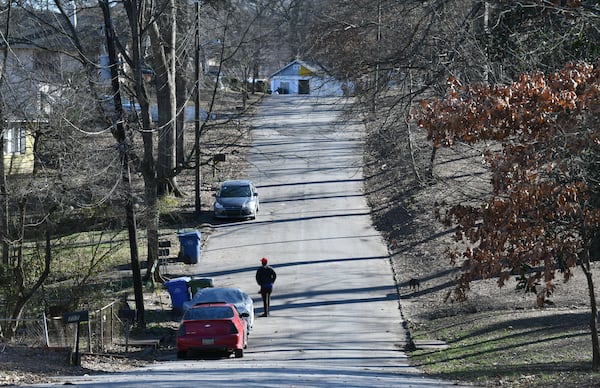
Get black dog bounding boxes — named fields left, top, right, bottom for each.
left=408, top=278, right=420, bottom=291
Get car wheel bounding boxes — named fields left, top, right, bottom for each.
left=234, top=348, right=244, bottom=358
left=177, top=351, right=187, bottom=359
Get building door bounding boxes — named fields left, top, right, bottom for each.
left=298, top=80, right=310, bottom=94
left=279, top=82, right=290, bottom=94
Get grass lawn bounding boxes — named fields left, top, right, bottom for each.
left=409, top=309, right=600, bottom=387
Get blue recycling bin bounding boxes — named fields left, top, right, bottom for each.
left=178, top=230, right=202, bottom=264
left=164, top=276, right=191, bottom=312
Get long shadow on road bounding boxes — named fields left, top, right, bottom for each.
left=193, top=255, right=391, bottom=279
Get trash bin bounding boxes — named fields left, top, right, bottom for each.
left=177, top=230, right=202, bottom=264
left=164, top=276, right=191, bottom=312
left=188, top=276, right=214, bottom=296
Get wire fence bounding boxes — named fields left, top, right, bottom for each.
left=1, top=301, right=128, bottom=352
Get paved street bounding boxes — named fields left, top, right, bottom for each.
left=36, top=96, right=465, bottom=387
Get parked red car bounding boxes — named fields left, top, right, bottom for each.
left=176, top=302, right=248, bottom=359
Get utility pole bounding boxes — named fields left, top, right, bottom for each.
left=194, top=0, right=201, bottom=215
left=99, top=0, right=145, bottom=327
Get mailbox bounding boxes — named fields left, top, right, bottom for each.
left=62, top=310, right=89, bottom=366
left=63, top=310, right=89, bottom=324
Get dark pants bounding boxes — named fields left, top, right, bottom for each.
left=260, top=285, right=273, bottom=315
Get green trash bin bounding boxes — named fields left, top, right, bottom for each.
left=188, top=277, right=214, bottom=296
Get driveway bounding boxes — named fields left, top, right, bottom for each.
left=38, top=96, right=464, bottom=387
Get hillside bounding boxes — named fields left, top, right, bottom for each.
left=361, top=103, right=600, bottom=387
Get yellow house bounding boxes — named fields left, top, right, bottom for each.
left=3, top=121, right=36, bottom=175
left=2, top=7, right=104, bottom=176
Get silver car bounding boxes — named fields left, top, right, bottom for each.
left=183, top=287, right=255, bottom=333
left=213, top=180, right=259, bottom=219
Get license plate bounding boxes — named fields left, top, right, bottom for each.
left=202, top=338, right=214, bottom=345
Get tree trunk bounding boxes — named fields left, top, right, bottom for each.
left=9, top=199, right=27, bottom=338
left=0, top=133, right=7, bottom=266
left=140, top=105, right=159, bottom=283
left=154, top=65, right=175, bottom=196
left=0, top=3, right=10, bottom=267
left=176, top=71, right=187, bottom=169
left=149, top=18, right=176, bottom=196
left=100, top=0, right=145, bottom=327
left=404, top=114, right=422, bottom=185
left=580, top=256, right=600, bottom=370
left=428, top=145, right=437, bottom=181
left=175, top=0, right=192, bottom=171
left=122, top=0, right=161, bottom=285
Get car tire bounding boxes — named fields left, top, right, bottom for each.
left=234, top=348, right=244, bottom=358
left=177, top=351, right=187, bottom=359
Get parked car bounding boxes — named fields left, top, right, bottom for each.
left=176, top=302, right=248, bottom=359
left=184, top=287, right=255, bottom=333
left=213, top=180, right=259, bottom=219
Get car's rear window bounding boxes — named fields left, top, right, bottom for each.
left=184, top=306, right=234, bottom=320
left=220, top=185, right=251, bottom=197
left=194, top=289, right=243, bottom=303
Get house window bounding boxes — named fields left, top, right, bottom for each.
left=4, top=127, right=26, bottom=155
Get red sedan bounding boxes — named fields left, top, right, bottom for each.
left=176, top=302, right=248, bottom=359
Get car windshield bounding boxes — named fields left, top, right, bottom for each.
left=184, top=306, right=234, bottom=320
left=220, top=185, right=252, bottom=198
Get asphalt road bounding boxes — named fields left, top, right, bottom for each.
left=37, top=96, right=464, bottom=387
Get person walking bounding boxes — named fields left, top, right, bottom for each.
left=256, top=257, right=277, bottom=317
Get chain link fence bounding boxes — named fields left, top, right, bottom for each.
left=1, top=301, right=128, bottom=352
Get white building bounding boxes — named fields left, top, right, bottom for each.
left=269, top=60, right=352, bottom=97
